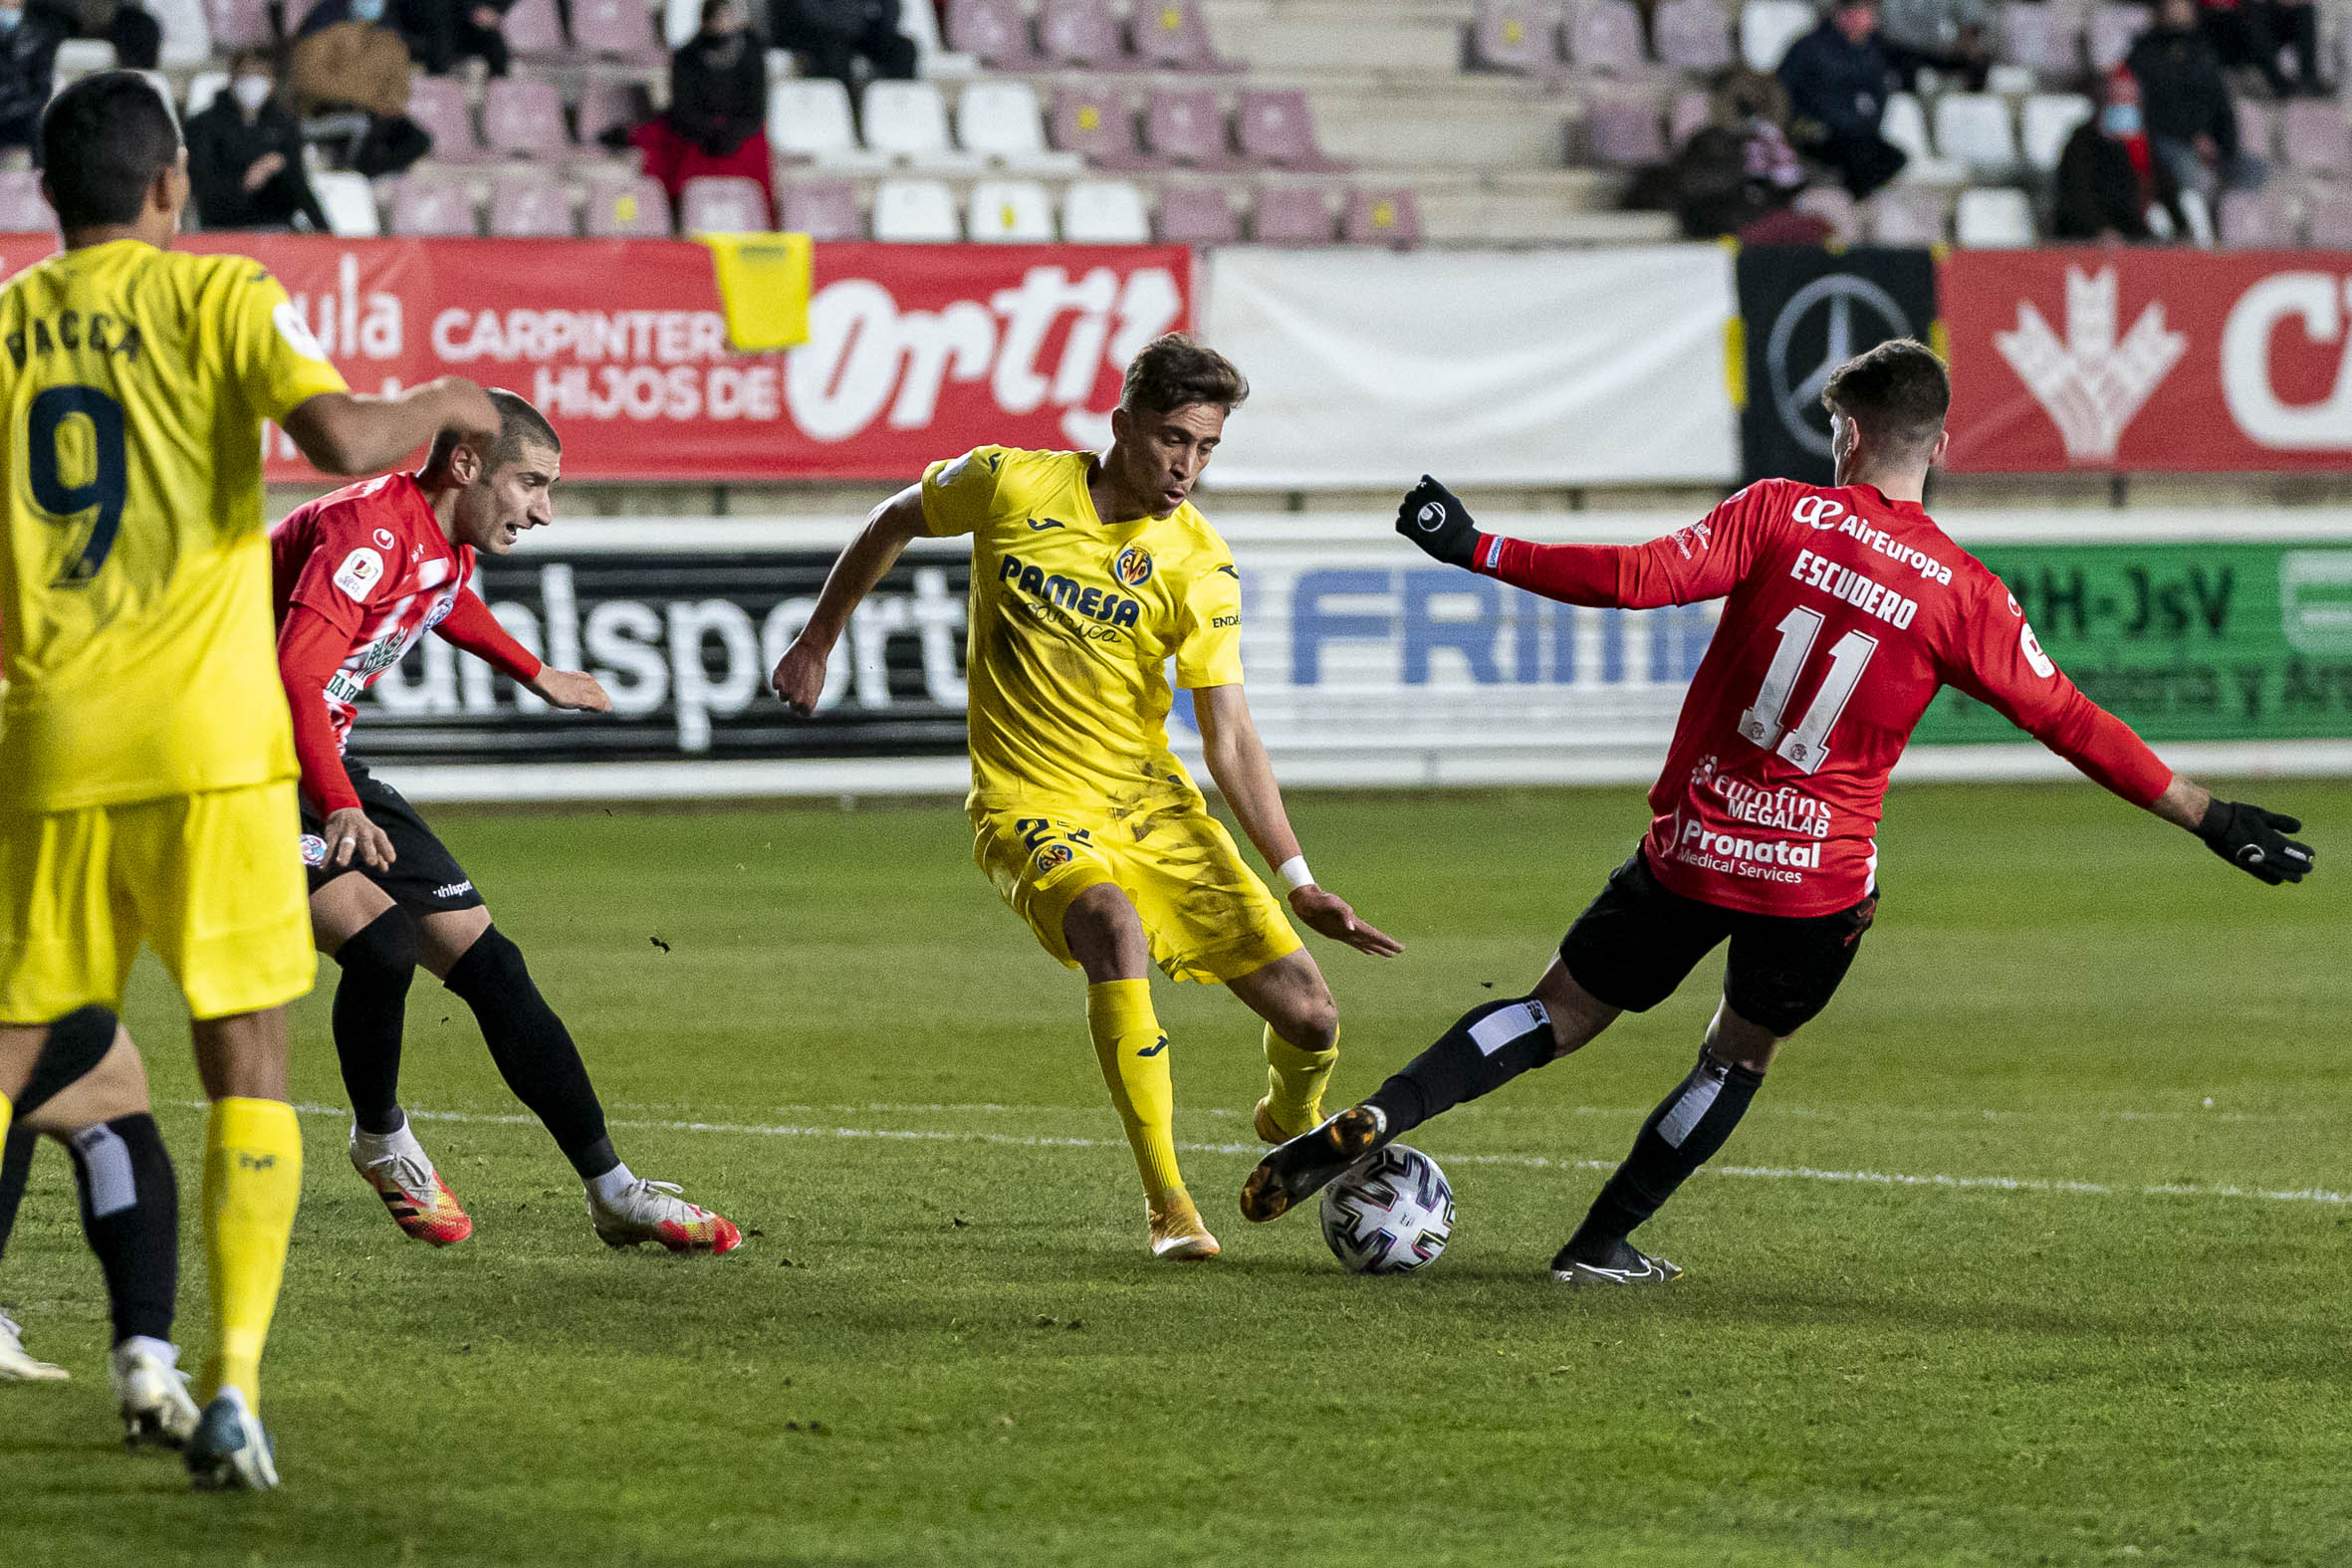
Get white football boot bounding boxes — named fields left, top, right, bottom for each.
left=0, top=1310, right=68, bottom=1381
left=112, top=1337, right=200, bottom=1449
left=185, top=1388, right=279, bottom=1491
left=587, top=1178, right=743, bottom=1254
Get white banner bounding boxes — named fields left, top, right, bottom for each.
left=1198, top=247, right=1741, bottom=491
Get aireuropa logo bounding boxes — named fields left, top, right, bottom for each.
left=1791, top=496, right=1846, bottom=529
left=1994, top=266, right=2186, bottom=462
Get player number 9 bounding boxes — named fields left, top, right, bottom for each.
left=28, top=384, right=128, bottom=586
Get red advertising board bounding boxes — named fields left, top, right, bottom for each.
left=1943, top=247, right=2352, bottom=473
left=0, top=235, right=1192, bottom=482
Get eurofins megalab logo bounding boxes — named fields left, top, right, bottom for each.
left=1113, top=545, right=1154, bottom=587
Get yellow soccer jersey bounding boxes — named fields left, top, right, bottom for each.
left=0, top=240, right=348, bottom=811
left=922, top=445, right=1244, bottom=814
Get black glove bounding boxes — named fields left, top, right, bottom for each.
left=2197, top=798, right=2315, bottom=885
left=1395, top=474, right=1479, bottom=568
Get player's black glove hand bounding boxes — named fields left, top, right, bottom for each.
left=2197, top=798, right=2315, bottom=885
left=1395, top=475, right=1480, bottom=568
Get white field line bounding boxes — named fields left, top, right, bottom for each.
left=235, top=1101, right=2352, bottom=1212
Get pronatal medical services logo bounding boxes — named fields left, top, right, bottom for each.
left=1993, top=266, right=2187, bottom=462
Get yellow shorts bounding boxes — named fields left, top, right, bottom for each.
left=0, top=780, right=317, bottom=1023
left=973, top=801, right=1303, bottom=985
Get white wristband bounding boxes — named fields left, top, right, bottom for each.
left=1277, top=855, right=1314, bottom=891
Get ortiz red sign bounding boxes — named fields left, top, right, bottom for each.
left=1943, top=248, right=2352, bottom=473
left=0, top=235, right=1191, bottom=481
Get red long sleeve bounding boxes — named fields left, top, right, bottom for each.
left=277, top=603, right=364, bottom=815
left=434, top=586, right=543, bottom=683
left=1471, top=484, right=1780, bottom=610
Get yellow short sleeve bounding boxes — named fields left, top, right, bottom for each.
left=920, top=446, right=1013, bottom=538
left=1174, top=557, right=1244, bottom=690
left=224, top=264, right=350, bottom=427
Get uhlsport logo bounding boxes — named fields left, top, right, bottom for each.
left=1416, top=501, right=1447, bottom=532
left=1114, top=545, right=1154, bottom=587
left=299, top=833, right=328, bottom=869
left=1034, top=843, right=1074, bottom=873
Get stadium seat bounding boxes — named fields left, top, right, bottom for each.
left=0, top=168, right=47, bottom=230
left=1143, top=87, right=1238, bottom=168
left=1585, top=95, right=1667, bottom=165
left=946, top=0, right=1045, bottom=67
left=2304, top=186, right=2352, bottom=248
left=1653, top=0, right=1734, bottom=72
left=1739, top=0, right=1813, bottom=71
left=2085, top=2, right=2144, bottom=71
left=1567, top=0, right=1649, bottom=73
left=202, top=0, right=270, bottom=48
left=1791, top=182, right=1861, bottom=243
left=661, top=0, right=698, bottom=48
left=957, top=81, right=1083, bottom=172
left=778, top=178, right=862, bottom=240
left=503, top=0, right=568, bottom=58
left=2234, top=98, right=2275, bottom=160
left=1039, top=0, right=1138, bottom=68
left=1237, top=90, right=1348, bottom=172
left=52, top=39, right=117, bottom=87
left=1954, top=185, right=2034, bottom=246
left=408, top=76, right=487, bottom=164
left=571, top=0, right=663, bottom=62
left=1051, top=85, right=1153, bottom=170
left=679, top=175, right=771, bottom=233
left=863, top=81, right=981, bottom=168
left=873, top=177, right=961, bottom=240
left=1933, top=92, right=2020, bottom=172
left=488, top=172, right=577, bottom=236
left=313, top=170, right=383, bottom=237
left=184, top=69, right=228, bottom=118
left=1883, top=91, right=1964, bottom=182
left=484, top=77, right=572, bottom=159
left=1133, top=0, right=1243, bottom=72
left=1342, top=187, right=1422, bottom=248
left=1251, top=185, right=1334, bottom=244
left=389, top=176, right=479, bottom=236
left=143, top=0, right=208, bottom=68
left=1999, top=3, right=2079, bottom=74
left=584, top=173, right=674, bottom=235
left=2281, top=100, right=2352, bottom=178
left=1156, top=183, right=1240, bottom=243
left=2221, top=185, right=2299, bottom=247
left=2018, top=93, right=2092, bottom=172
left=894, top=0, right=977, bottom=77
left=1470, top=0, right=1562, bottom=73
left=770, top=78, right=879, bottom=167
left=1060, top=178, right=1150, bottom=242
left=1865, top=184, right=1948, bottom=243
left=1668, top=88, right=1713, bottom=144
left=967, top=179, right=1056, bottom=241
left=579, top=78, right=654, bottom=145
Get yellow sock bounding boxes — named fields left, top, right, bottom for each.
left=200, top=1097, right=303, bottom=1412
left=0, top=1087, right=12, bottom=1148
left=1086, top=979, right=1184, bottom=1201
left=1264, top=1023, right=1340, bottom=1135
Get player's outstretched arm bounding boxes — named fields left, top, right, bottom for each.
left=282, top=377, right=500, bottom=478
left=1392, top=475, right=1750, bottom=608
left=771, top=486, right=927, bottom=717
left=2147, top=776, right=2315, bottom=885
left=1192, top=684, right=1402, bottom=959
left=436, top=588, right=612, bottom=713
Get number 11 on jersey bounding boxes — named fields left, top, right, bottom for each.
left=1738, top=606, right=1878, bottom=776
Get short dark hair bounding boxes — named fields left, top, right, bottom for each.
left=1820, top=337, right=1950, bottom=457
left=700, top=0, right=738, bottom=24
left=428, top=388, right=562, bottom=476
left=1119, top=335, right=1249, bottom=417
left=40, top=72, right=182, bottom=232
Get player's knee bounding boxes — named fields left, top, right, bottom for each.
left=443, top=925, right=534, bottom=1000
left=333, top=907, right=417, bottom=985
left=1283, top=986, right=1339, bottom=1052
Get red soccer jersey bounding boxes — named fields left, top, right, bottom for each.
left=270, top=472, right=541, bottom=812
left=1475, top=479, right=2173, bottom=916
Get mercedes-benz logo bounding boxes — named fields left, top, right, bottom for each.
left=1765, top=274, right=1913, bottom=459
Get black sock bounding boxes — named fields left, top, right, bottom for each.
left=66, top=1114, right=177, bottom=1346
left=1566, top=1048, right=1764, bottom=1258
left=0, top=1121, right=35, bottom=1265
left=334, top=908, right=418, bottom=1137
left=1362, top=997, right=1561, bottom=1139
left=443, top=927, right=616, bottom=1180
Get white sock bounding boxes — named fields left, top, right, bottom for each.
left=352, top=1118, right=427, bottom=1169
left=115, top=1334, right=177, bottom=1368
left=588, top=1163, right=638, bottom=1206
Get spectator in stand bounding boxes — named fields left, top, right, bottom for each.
left=300, top=0, right=503, bottom=79
left=2197, top=0, right=2317, bottom=98
left=1877, top=0, right=1991, bottom=91
left=772, top=0, right=914, bottom=91
left=62, top=0, right=161, bottom=68
left=289, top=0, right=433, bottom=175
left=1662, top=69, right=1809, bottom=239
left=2130, top=0, right=2264, bottom=204
left=187, top=46, right=332, bottom=232
left=0, top=0, right=72, bottom=154
left=1777, top=0, right=1906, bottom=198
left=2053, top=68, right=2186, bottom=240
left=628, top=0, right=775, bottom=224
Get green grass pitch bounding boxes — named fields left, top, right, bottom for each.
left=4, top=781, right=2349, bottom=1567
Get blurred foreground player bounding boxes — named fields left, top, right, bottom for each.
left=1244, top=338, right=2313, bottom=1282
left=772, top=336, right=1399, bottom=1260
left=273, top=390, right=742, bottom=1255
left=0, top=71, right=503, bottom=1487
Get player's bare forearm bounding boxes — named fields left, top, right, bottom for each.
left=2149, top=775, right=2212, bottom=832
left=282, top=378, right=499, bottom=478
left=772, top=487, right=926, bottom=714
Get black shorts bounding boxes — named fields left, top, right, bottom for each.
left=1558, top=846, right=1877, bottom=1037
left=299, top=759, right=486, bottom=914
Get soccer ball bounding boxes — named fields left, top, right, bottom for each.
left=1317, top=1145, right=1455, bottom=1275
